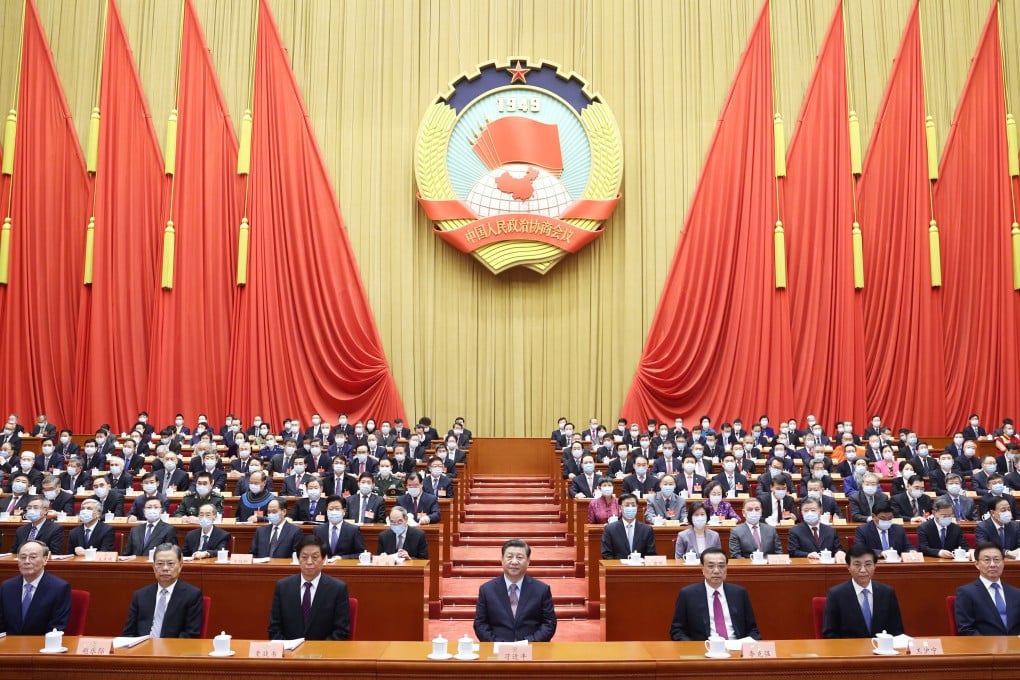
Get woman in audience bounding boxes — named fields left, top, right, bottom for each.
left=891, top=461, right=919, bottom=496
left=874, top=444, right=900, bottom=478
left=587, top=478, right=620, bottom=524
left=673, top=502, right=721, bottom=558
left=843, top=459, right=869, bottom=496
left=702, top=481, right=739, bottom=522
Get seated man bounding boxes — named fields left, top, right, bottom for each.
left=374, top=458, right=405, bottom=497
left=601, top=494, right=656, bottom=559
left=712, top=453, right=749, bottom=495
left=975, top=496, right=1020, bottom=559
left=312, top=496, right=365, bottom=559
left=622, top=455, right=659, bottom=498
left=396, top=473, right=440, bottom=525
left=669, top=547, right=760, bottom=641
left=978, top=473, right=1018, bottom=517
left=280, top=455, right=315, bottom=497
left=422, top=457, right=453, bottom=498
left=474, top=539, right=556, bottom=642
left=124, top=497, right=177, bottom=556
left=729, top=497, right=782, bottom=558
left=788, top=497, right=845, bottom=560
left=891, top=475, right=933, bottom=523
left=0, top=539, right=71, bottom=634
left=347, top=473, right=387, bottom=524
left=848, top=473, right=889, bottom=522
left=250, top=498, right=303, bottom=558
left=39, top=475, right=74, bottom=517
left=235, top=470, right=275, bottom=523
left=121, top=543, right=204, bottom=638
left=183, top=503, right=231, bottom=559
left=955, top=542, right=1020, bottom=635
left=58, top=457, right=90, bottom=495
left=917, top=497, right=971, bottom=558
left=67, top=498, right=115, bottom=554
left=268, top=535, right=350, bottom=640
left=644, top=476, right=687, bottom=524
left=288, top=477, right=326, bottom=523
left=569, top=455, right=601, bottom=499
left=11, top=496, right=63, bottom=555
left=758, top=473, right=796, bottom=524
left=803, top=477, right=843, bottom=519
left=1, top=473, right=33, bottom=518
left=853, top=499, right=912, bottom=560
left=822, top=543, right=905, bottom=638
left=938, top=473, right=978, bottom=521
left=377, top=506, right=427, bottom=560
left=129, top=472, right=169, bottom=520
left=174, top=472, right=225, bottom=520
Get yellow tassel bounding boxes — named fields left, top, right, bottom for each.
left=849, top=110, right=862, bottom=176
left=0, top=217, right=11, bottom=285
left=928, top=219, right=942, bottom=287
left=773, top=113, right=786, bottom=178
left=925, top=115, right=938, bottom=181
left=1007, top=113, right=1018, bottom=178
left=160, top=219, right=175, bottom=289
left=236, top=217, right=250, bottom=286
left=851, top=221, right=864, bottom=289
left=83, top=216, right=95, bottom=285
left=86, top=107, right=100, bottom=174
left=1012, top=222, right=1020, bottom=290
left=164, top=109, right=178, bottom=176
left=237, top=109, right=252, bottom=175
left=774, top=220, right=787, bottom=289
left=2, top=110, right=16, bottom=176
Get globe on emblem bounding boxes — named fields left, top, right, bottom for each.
left=465, top=164, right=573, bottom=219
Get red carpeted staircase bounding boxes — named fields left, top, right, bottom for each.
left=439, top=475, right=589, bottom=620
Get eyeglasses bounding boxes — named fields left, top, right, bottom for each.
left=978, top=557, right=1004, bottom=565
left=17, top=554, right=44, bottom=562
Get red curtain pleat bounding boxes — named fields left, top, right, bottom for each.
left=934, top=1, right=1020, bottom=431
left=857, top=1, right=947, bottom=434
left=784, top=0, right=867, bottom=428
left=621, top=0, right=794, bottom=424
left=224, top=0, right=405, bottom=425
left=73, top=0, right=166, bottom=432
left=0, top=0, right=89, bottom=428
left=145, top=0, right=242, bottom=427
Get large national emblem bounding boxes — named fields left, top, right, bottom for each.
left=415, top=58, right=623, bottom=274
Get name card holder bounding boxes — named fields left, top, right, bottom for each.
left=901, top=552, right=924, bottom=563
left=831, top=518, right=847, bottom=525
left=219, top=517, right=237, bottom=524
left=372, top=554, right=397, bottom=566
left=741, top=641, right=776, bottom=658
left=496, top=644, right=533, bottom=661
left=908, top=639, right=943, bottom=655
left=94, top=552, right=119, bottom=562
left=766, top=554, right=791, bottom=565
left=249, top=641, right=284, bottom=658
left=76, top=638, right=113, bottom=655
left=111, top=517, right=129, bottom=524
left=644, top=555, right=667, bottom=566
left=229, top=554, right=254, bottom=565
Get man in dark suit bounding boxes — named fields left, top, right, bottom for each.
left=40, top=475, right=75, bottom=517
left=601, top=494, right=656, bottom=559
left=312, top=496, right=365, bottom=559
left=975, top=496, right=1020, bottom=558
left=978, top=474, right=1018, bottom=517
left=916, top=498, right=971, bottom=558
left=67, top=499, right=115, bottom=555
left=183, top=503, right=231, bottom=559
left=474, top=539, right=557, bottom=642
left=121, top=543, right=204, bottom=638
left=59, top=457, right=90, bottom=495
left=729, top=498, right=783, bottom=558
left=939, top=475, right=978, bottom=521
left=788, top=498, right=845, bottom=560
left=268, top=535, right=350, bottom=640
left=153, top=453, right=189, bottom=495
left=622, top=456, right=659, bottom=497
left=823, top=543, right=905, bottom=638
left=963, top=415, right=987, bottom=441
left=396, top=474, right=440, bottom=525
left=29, top=415, right=57, bottom=440
left=891, top=476, right=933, bottom=522
left=759, top=476, right=796, bottom=524
left=250, top=499, right=304, bottom=558
left=955, top=542, right=1020, bottom=635
left=0, top=539, right=71, bottom=634
left=288, top=478, right=326, bottom=523
left=669, top=547, right=760, bottom=641
left=348, top=474, right=387, bottom=524
left=11, top=497, right=64, bottom=555
left=569, top=455, right=602, bottom=499
left=848, top=474, right=889, bottom=522
left=854, top=500, right=912, bottom=560
left=124, top=497, right=177, bottom=556
left=377, top=506, right=428, bottom=559
left=423, top=458, right=455, bottom=498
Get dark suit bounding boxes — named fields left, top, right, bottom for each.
left=123, top=521, right=177, bottom=556
left=12, top=520, right=64, bottom=555
left=288, top=496, right=325, bottom=523
left=154, top=468, right=189, bottom=494
left=474, top=575, right=556, bottom=642
left=376, top=526, right=428, bottom=559
left=423, top=474, right=454, bottom=499
left=129, top=494, right=169, bottom=520
left=788, top=522, right=843, bottom=557
left=822, top=579, right=904, bottom=637
left=601, top=520, right=656, bottom=558
left=669, top=582, right=760, bottom=641
left=853, top=521, right=911, bottom=559
left=121, top=579, right=204, bottom=638
left=890, top=491, right=932, bottom=520
left=183, top=527, right=231, bottom=557
left=67, top=521, right=115, bottom=552
left=47, top=490, right=76, bottom=515
left=978, top=492, right=1018, bottom=517
left=250, top=521, right=303, bottom=558
left=622, top=474, right=659, bottom=496
left=975, top=519, right=1020, bottom=551
left=0, top=571, right=70, bottom=634
left=712, top=472, right=749, bottom=495
left=313, top=521, right=366, bottom=559
left=268, top=573, right=350, bottom=640
left=59, top=469, right=90, bottom=494
left=939, top=493, right=978, bottom=521
left=916, top=519, right=969, bottom=557
left=396, top=492, right=440, bottom=524
left=848, top=491, right=890, bottom=522
left=281, top=473, right=316, bottom=497
left=729, top=522, right=783, bottom=558
left=347, top=493, right=386, bottom=524
left=955, top=578, right=1020, bottom=635
left=758, top=494, right=795, bottom=521
left=569, top=474, right=602, bottom=498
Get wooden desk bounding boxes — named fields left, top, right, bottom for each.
left=602, top=557, right=984, bottom=641
left=3, top=637, right=1020, bottom=679
left=0, top=557, right=426, bottom=642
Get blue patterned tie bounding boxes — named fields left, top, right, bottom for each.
left=21, top=583, right=33, bottom=621
left=860, top=588, right=872, bottom=633
left=992, top=583, right=1008, bottom=630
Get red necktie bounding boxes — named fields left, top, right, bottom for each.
left=713, top=591, right=728, bottom=638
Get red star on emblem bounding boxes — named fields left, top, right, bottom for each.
left=507, top=61, right=530, bottom=84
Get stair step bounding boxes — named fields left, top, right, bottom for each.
left=461, top=514, right=564, bottom=524
left=451, top=546, right=576, bottom=564
left=458, top=522, right=567, bottom=535
left=463, top=503, right=560, bottom=514
left=437, top=604, right=590, bottom=620
left=448, top=566, right=578, bottom=578
left=457, top=536, right=571, bottom=547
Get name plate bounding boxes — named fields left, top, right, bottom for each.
left=908, top=639, right=943, bottom=655
left=220, top=517, right=237, bottom=524
left=741, top=641, right=776, bottom=658
left=831, top=517, right=847, bottom=525
left=496, top=644, right=533, bottom=661
left=95, top=552, right=119, bottom=562
left=778, top=519, right=795, bottom=526
left=76, top=638, right=113, bottom=655
left=249, top=641, right=284, bottom=658
left=766, top=554, right=791, bottom=565
left=901, top=551, right=924, bottom=563
left=229, top=554, right=254, bottom=565
left=372, top=554, right=397, bottom=566
left=644, top=555, right=667, bottom=566
left=720, top=519, right=738, bottom=526
left=111, top=517, right=129, bottom=524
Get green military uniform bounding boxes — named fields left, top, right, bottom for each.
left=174, top=491, right=224, bottom=517
left=374, top=475, right=404, bottom=497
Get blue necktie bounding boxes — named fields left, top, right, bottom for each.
left=21, top=583, right=33, bottom=621
left=992, top=583, right=1008, bottom=630
left=939, top=526, right=946, bottom=548
left=860, top=588, right=872, bottom=633
left=880, top=530, right=889, bottom=551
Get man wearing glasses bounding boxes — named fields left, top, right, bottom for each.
left=955, top=542, right=1020, bottom=635
left=0, top=540, right=70, bottom=634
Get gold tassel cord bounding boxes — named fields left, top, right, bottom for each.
left=1007, top=114, right=1018, bottom=177
left=161, top=220, right=175, bottom=289
left=164, top=109, right=178, bottom=176
left=1012, top=223, right=1020, bottom=290
left=83, top=217, right=95, bottom=285
left=925, top=115, right=939, bottom=181
left=929, top=219, right=942, bottom=288
left=0, top=217, right=11, bottom=284
left=236, top=217, right=250, bottom=286
left=848, top=110, right=862, bottom=176
left=773, top=113, right=786, bottom=178
left=852, top=221, right=864, bottom=289
left=86, top=107, right=100, bottom=175
left=2, top=110, right=15, bottom=176
left=774, top=221, right=787, bottom=289
left=236, top=0, right=259, bottom=286
left=237, top=109, right=252, bottom=175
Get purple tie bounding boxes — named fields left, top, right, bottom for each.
left=302, top=581, right=312, bottom=626
left=713, top=590, right=728, bottom=638
left=508, top=583, right=519, bottom=618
